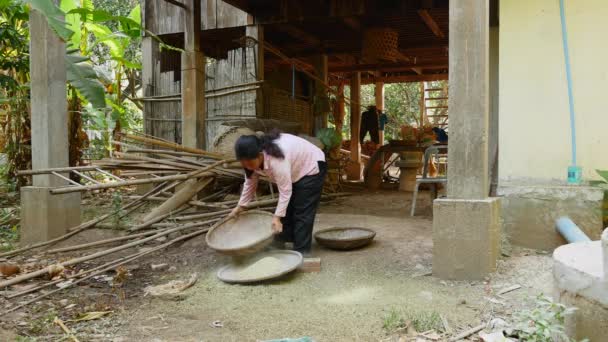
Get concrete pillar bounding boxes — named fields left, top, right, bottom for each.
left=432, top=0, right=501, bottom=280
left=312, top=54, right=328, bottom=135
left=346, top=73, right=363, bottom=180
left=375, top=82, right=385, bottom=145
left=22, top=10, right=81, bottom=245
left=29, top=10, right=69, bottom=188
left=488, top=26, right=499, bottom=195
left=181, top=0, right=205, bottom=149
left=246, top=25, right=264, bottom=117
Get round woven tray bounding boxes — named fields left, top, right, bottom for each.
left=217, top=250, right=303, bottom=284
left=314, top=227, right=376, bottom=250
left=206, top=211, right=273, bottom=256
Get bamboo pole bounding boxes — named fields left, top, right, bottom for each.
left=46, top=229, right=167, bottom=254
left=0, top=182, right=170, bottom=258
left=0, top=218, right=220, bottom=288
left=176, top=198, right=280, bottom=221
left=128, top=206, right=191, bottom=232
left=49, top=158, right=230, bottom=194
left=1, top=218, right=225, bottom=315
left=142, top=178, right=213, bottom=222
left=120, top=133, right=223, bottom=159
left=114, top=151, right=199, bottom=171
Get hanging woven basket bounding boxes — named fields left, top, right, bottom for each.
left=362, top=28, right=399, bottom=63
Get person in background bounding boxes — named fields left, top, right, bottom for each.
left=432, top=127, right=448, bottom=144
left=360, top=105, right=380, bottom=145
left=229, top=130, right=327, bottom=256
left=378, top=110, right=388, bottom=145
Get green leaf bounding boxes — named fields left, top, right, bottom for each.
left=59, top=0, right=79, bottom=48
left=128, top=4, right=140, bottom=25
left=597, top=170, right=608, bottom=183
left=25, top=0, right=73, bottom=41
left=111, top=56, right=141, bottom=69
left=66, top=52, right=105, bottom=108
left=84, top=22, right=124, bottom=57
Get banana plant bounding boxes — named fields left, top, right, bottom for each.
left=26, top=0, right=106, bottom=108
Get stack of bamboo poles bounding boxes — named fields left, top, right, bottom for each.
left=2, top=132, right=349, bottom=316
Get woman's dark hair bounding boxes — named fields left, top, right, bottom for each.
left=234, top=129, right=285, bottom=161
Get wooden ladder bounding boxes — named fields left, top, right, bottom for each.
left=420, top=81, right=449, bottom=128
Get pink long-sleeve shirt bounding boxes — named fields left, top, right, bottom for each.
left=237, top=134, right=325, bottom=217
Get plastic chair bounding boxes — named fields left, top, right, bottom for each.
left=410, top=145, right=448, bottom=216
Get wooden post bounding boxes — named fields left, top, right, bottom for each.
left=375, top=81, right=385, bottom=145
left=346, top=72, right=362, bottom=180
left=335, top=83, right=345, bottom=133
left=419, top=82, right=426, bottom=126
left=181, top=0, right=205, bottom=149
left=313, top=54, right=329, bottom=135
left=246, top=25, right=264, bottom=116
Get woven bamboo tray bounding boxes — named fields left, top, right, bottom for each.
left=206, top=211, right=273, bottom=256
left=314, top=227, right=376, bottom=250
left=217, top=250, right=303, bottom=284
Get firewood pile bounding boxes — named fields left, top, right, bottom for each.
left=0, top=132, right=348, bottom=316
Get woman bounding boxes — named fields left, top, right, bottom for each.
left=229, top=130, right=326, bottom=255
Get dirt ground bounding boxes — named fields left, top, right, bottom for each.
left=1, top=191, right=553, bottom=341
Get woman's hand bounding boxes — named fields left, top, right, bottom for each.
left=271, top=215, right=283, bottom=235
left=228, top=206, right=244, bottom=219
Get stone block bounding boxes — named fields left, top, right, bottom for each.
left=554, top=240, right=608, bottom=341
left=498, top=184, right=603, bottom=251
left=433, top=197, right=501, bottom=280
left=299, top=257, right=321, bottom=273
left=20, top=186, right=81, bottom=245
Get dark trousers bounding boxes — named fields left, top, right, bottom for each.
left=360, top=122, right=380, bottom=144
left=278, top=161, right=327, bottom=253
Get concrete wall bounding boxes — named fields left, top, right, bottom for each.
left=499, top=0, right=608, bottom=183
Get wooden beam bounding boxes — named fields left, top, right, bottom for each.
left=275, top=24, right=321, bottom=46
left=330, top=73, right=448, bottom=85
left=329, top=61, right=447, bottom=73
left=412, top=67, right=423, bottom=75
left=161, top=0, right=187, bottom=10
left=418, top=9, right=445, bottom=38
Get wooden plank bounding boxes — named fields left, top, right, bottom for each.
left=418, top=9, right=445, bottom=38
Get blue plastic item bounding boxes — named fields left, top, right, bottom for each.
left=555, top=217, right=591, bottom=243
left=559, top=0, right=581, bottom=183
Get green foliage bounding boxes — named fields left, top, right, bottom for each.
left=66, top=51, right=105, bottom=108
left=25, top=0, right=73, bottom=40
left=381, top=308, right=443, bottom=334
left=111, top=190, right=123, bottom=227
left=513, top=294, right=584, bottom=342
left=316, top=128, right=342, bottom=151
left=409, top=311, right=443, bottom=332
left=0, top=0, right=31, bottom=187
left=590, top=170, right=608, bottom=227
left=382, top=309, right=406, bottom=332
left=596, top=170, right=608, bottom=184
